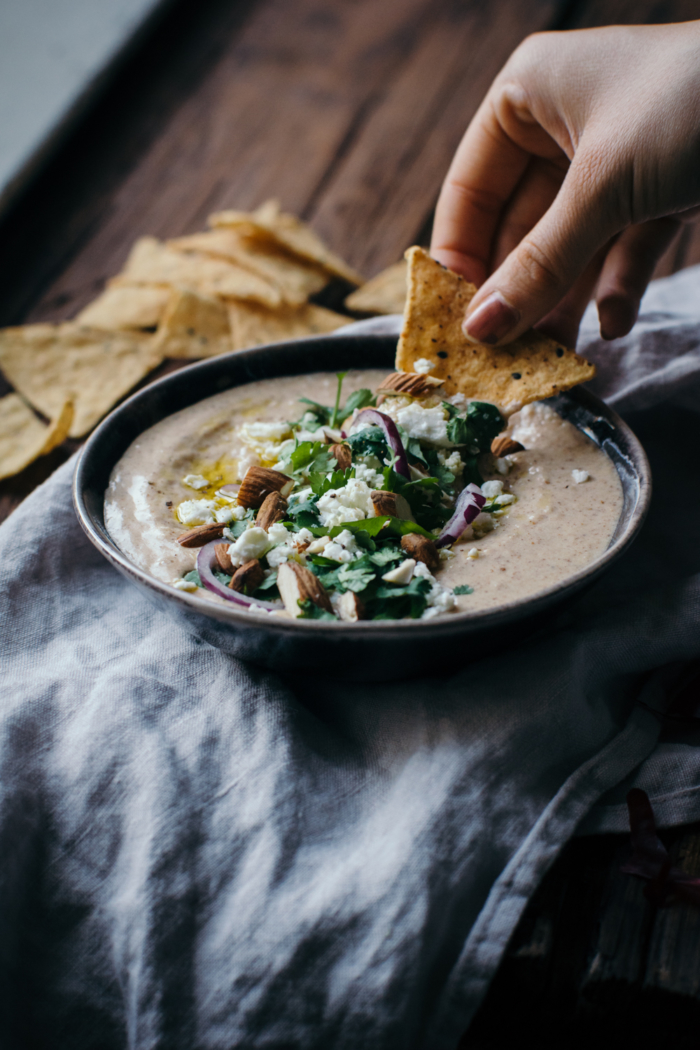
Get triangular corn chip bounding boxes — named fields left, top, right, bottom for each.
left=167, top=229, right=328, bottom=307
left=116, top=237, right=282, bottom=308
left=153, top=288, right=232, bottom=358
left=0, top=395, right=73, bottom=480
left=227, top=300, right=347, bottom=351
left=76, top=284, right=171, bottom=330
left=208, top=200, right=364, bottom=286
left=345, top=259, right=407, bottom=315
left=396, top=247, right=595, bottom=408
left=0, top=324, right=162, bottom=437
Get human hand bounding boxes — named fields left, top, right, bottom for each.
left=431, top=23, right=700, bottom=346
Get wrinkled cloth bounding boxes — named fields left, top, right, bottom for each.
left=2, top=267, right=700, bottom=1050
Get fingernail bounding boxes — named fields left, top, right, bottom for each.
left=463, top=292, right=521, bottom=345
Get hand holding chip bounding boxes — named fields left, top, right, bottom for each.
left=431, top=22, right=700, bottom=347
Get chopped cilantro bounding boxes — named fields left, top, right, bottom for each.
left=453, top=584, right=474, bottom=595
left=255, top=572, right=279, bottom=594
left=297, top=599, right=337, bottom=621
left=446, top=414, right=475, bottom=448
left=226, top=518, right=250, bottom=539
left=214, top=569, right=232, bottom=585
left=309, top=467, right=354, bottom=497
left=368, top=576, right=431, bottom=619
left=343, top=387, right=375, bottom=414
left=183, top=569, right=202, bottom=587
left=337, top=563, right=376, bottom=593
left=368, top=545, right=403, bottom=567
left=347, top=427, right=388, bottom=460
left=466, top=401, right=505, bottom=449
left=286, top=494, right=321, bottom=530
left=331, top=371, right=347, bottom=428
left=290, top=440, right=335, bottom=476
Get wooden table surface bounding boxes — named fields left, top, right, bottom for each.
left=2, top=0, right=700, bottom=1045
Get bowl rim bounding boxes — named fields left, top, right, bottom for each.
left=73, top=332, right=652, bottom=640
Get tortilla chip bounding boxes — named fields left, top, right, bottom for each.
left=76, top=284, right=171, bottom=330
left=0, top=395, right=73, bottom=480
left=116, top=237, right=282, bottom=308
left=345, top=260, right=407, bottom=315
left=0, top=324, right=163, bottom=438
left=227, top=301, right=347, bottom=351
left=396, top=247, right=595, bottom=408
left=167, top=229, right=328, bottom=307
left=208, top=200, right=364, bottom=286
left=153, top=288, right=232, bottom=359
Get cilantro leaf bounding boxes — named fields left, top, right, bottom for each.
left=441, top=400, right=459, bottom=420
left=337, top=564, right=375, bottom=593
left=368, top=576, right=431, bottom=620
left=343, top=388, right=375, bottom=414
left=368, top=545, right=403, bottom=567
left=255, top=573, right=279, bottom=594
left=453, top=584, right=474, bottom=595
left=466, top=401, right=505, bottom=449
left=331, top=372, right=348, bottom=428
left=446, top=415, right=475, bottom=447
left=298, top=397, right=332, bottom=426
left=308, top=467, right=355, bottom=497
left=298, top=599, right=338, bottom=621
left=327, top=517, right=435, bottom=541
left=347, top=428, right=388, bottom=460
left=183, top=569, right=202, bottom=587
left=290, top=440, right=335, bottom=476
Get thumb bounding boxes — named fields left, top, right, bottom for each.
left=463, top=158, right=616, bottom=346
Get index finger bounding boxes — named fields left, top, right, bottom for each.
left=431, top=97, right=532, bottom=285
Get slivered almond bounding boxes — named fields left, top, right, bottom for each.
left=400, top=533, right=440, bottom=571
left=329, top=442, right=352, bottom=471
left=229, top=558, right=264, bottom=594
left=277, top=561, right=333, bottom=617
left=491, top=435, right=525, bottom=457
left=371, top=490, right=414, bottom=521
left=177, top=522, right=225, bottom=547
left=237, top=465, right=294, bottom=508
left=377, top=371, right=442, bottom=398
left=214, top=542, right=234, bottom=573
left=336, top=591, right=366, bottom=622
left=256, top=490, right=288, bottom=531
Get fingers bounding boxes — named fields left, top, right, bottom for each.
left=490, top=155, right=567, bottom=270
left=535, top=245, right=608, bottom=346
left=431, top=97, right=532, bottom=285
left=461, top=151, right=617, bottom=345
left=595, top=218, right=680, bottom=339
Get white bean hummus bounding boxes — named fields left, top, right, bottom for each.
left=104, top=369, right=623, bottom=622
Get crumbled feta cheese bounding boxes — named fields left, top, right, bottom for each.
left=394, top=402, right=451, bottom=447
left=173, top=578, right=198, bottom=592
left=495, top=457, right=511, bottom=475
left=353, top=462, right=385, bottom=489
left=214, top=505, right=237, bottom=524
left=334, top=529, right=360, bottom=554
left=324, top=542, right=354, bottom=564
left=572, top=469, right=589, bottom=484
left=227, top=526, right=270, bottom=566
left=291, top=528, right=314, bottom=548
left=510, top=400, right=561, bottom=446
left=438, top=450, right=464, bottom=474
left=266, top=544, right=293, bottom=569
left=467, top=548, right=480, bottom=559
left=471, top=512, right=494, bottom=537
left=316, top=478, right=374, bottom=528
left=448, top=392, right=468, bottom=410
left=495, top=493, right=516, bottom=506
left=414, top=561, right=458, bottom=617
left=267, top=522, right=290, bottom=544
left=177, top=499, right=219, bottom=525
left=439, top=548, right=455, bottom=561
left=481, top=480, right=504, bottom=498
left=383, top=558, right=416, bottom=584
left=241, top=421, right=292, bottom=441
left=182, top=474, right=209, bottom=490
left=413, top=358, right=434, bottom=375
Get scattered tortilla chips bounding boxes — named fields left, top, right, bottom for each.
left=76, top=284, right=171, bottom=330
left=116, top=237, right=282, bottom=308
left=396, top=247, right=595, bottom=408
left=227, top=300, right=347, bottom=351
left=345, top=259, right=407, bottom=315
left=209, top=199, right=364, bottom=286
left=0, top=395, right=73, bottom=480
left=0, top=324, right=163, bottom=438
left=167, top=229, right=328, bottom=307
left=153, top=289, right=232, bottom=359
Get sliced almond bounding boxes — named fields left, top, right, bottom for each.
left=214, top=542, right=234, bottom=573
left=256, top=490, right=288, bottom=531
left=336, top=591, right=366, bottom=622
left=371, top=490, right=414, bottom=521
left=400, top=533, right=440, bottom=571
left=277, top=561, right=333, bottom=618
left=329, top=442, right=352, bottom=471
left=229, top=558, right=264, bottom=594
left=177, top=522, right=225, bottom=547
left=377, top=371, right=442, bottom=398
left=491, top=435, right=525, bottom=457
left=237, top=465, right=294, bottom=508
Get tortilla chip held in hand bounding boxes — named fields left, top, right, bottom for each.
left=396, top=247, right=595, bottom=409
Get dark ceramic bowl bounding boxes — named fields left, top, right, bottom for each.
left=74, top=330, right=651, bottom=681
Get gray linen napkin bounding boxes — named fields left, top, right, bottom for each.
left=2, top=267, right=700, bottom=1050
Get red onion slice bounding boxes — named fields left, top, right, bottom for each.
left=195, top=540, right=279, bottom=610
left=348, top=409, right=410, bottom=479
left=435, top=483, right=485, bottom=549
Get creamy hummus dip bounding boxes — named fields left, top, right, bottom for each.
left=104, top=369, right=623, bottom=621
